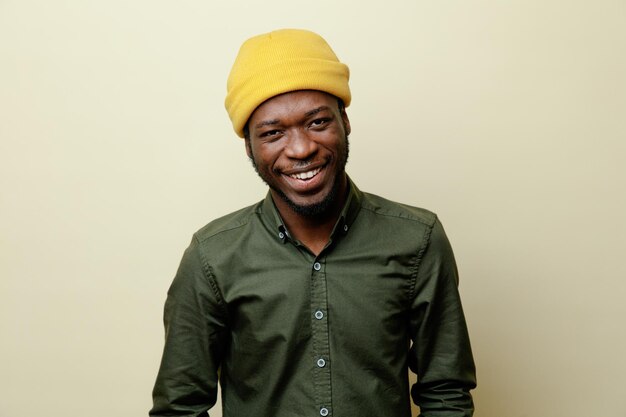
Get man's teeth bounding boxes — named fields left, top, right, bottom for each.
left=289, top=167, right=322, bottom=180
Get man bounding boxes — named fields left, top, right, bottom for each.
left=150, top=29, right=476, bottom=417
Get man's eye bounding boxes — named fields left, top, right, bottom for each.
left=310, top=118, right=330, bottom=128
left=260, top=130, right=280, bottom=138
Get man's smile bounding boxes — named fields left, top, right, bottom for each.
left=280, top=163, right=329, bottom=194
left=285, top=166, right=323, bottom=181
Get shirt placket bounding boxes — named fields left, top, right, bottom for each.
left=310, top=257, right=332, bottom=417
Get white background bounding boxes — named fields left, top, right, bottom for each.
left=1, top=1, right=625, bottom=416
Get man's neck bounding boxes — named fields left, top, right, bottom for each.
left=272, top=176, right=348, bottom=256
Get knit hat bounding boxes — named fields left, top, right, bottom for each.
left=225, top=29, right=351, bottom=138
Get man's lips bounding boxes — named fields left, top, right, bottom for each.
left=279, top=164, right=327, bottom=192
left=286, top=166, right=323, bottom=180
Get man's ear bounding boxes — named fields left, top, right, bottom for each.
left=245, top=138, right=253, bottom=159
left=341, top=109, right=351, bottom=136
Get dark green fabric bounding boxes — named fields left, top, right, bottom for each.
left=150, top=180, right=476, bottom=417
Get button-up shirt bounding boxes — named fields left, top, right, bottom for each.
left=150, top=180, right=476, bottom=417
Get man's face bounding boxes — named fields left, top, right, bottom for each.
left=245, top=90, right=351, bottom=217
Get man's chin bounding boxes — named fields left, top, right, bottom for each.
left=282, top=194, right=335, bottom=218
left=275, top=177, right=344, bottom=218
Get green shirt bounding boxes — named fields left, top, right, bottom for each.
left=150, top=180, right=476, bottom=417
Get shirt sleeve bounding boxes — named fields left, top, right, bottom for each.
left=408, top=218, right=477, bottom=416
left=150, top=236, right=229, bottom=417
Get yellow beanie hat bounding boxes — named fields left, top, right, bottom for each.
left=225, top=29, right=351, bottom=138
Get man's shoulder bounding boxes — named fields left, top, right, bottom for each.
left=359, top=191, right=437, bottom=228
left=193, top=200, right=263, bottom=244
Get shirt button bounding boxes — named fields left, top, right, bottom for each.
left=313, top=262, right=321, bottom=271
left=317, top=358, right=326, bottom=368
left=314, top=310, right=324, bottom=320
left=278, top=232, right=285, bottom=239
left=343, top=224, right=348, bottom=232
left=320, top=408, right=329, bottom=416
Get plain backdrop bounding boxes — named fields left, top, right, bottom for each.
left=1, top=1, right=625, bottom=416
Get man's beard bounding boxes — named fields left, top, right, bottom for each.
left=248, top=135, right=349, bottom=219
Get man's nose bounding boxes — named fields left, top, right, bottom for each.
left=283, top=129, right=318, bottom=159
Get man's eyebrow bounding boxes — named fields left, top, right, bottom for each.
left=254, top=119, right=280, bottom=129
left=304, top=106, right=331, bottom=118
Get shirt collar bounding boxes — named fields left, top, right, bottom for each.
left=259, top=175, right=363, bottom=243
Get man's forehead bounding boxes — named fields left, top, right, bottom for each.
left=252, top=107, right=330, bottom=129
left=249, top=91, right=337, bottom=126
